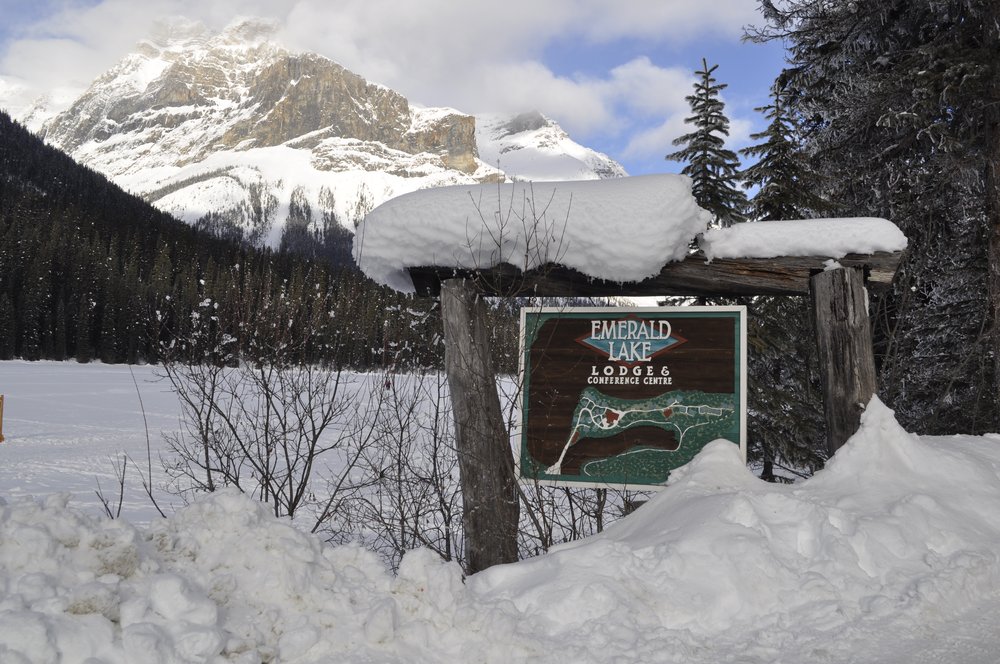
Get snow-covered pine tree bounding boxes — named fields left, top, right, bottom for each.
left=738, top=75, right=830, bottom=480
left=666, top=58, right=747, bottom=228
left=739, top=75, right=828, bottom=222
left=745, top=297, right=826, bottom=480
left=750, top=0, right=1000, bottom=434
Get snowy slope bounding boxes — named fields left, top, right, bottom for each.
left=3, top=361, right=1000, bottom=663
left=476, top=111, right=626, bottom=181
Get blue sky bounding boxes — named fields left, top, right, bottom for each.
left=540, top=33, right=787, bottom=175
left=0, top=0, right=787, bottom=176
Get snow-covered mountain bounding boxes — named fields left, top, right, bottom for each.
left=4, top=18, right=624, bottom=246
left=477, top=111, right=627, bottom=181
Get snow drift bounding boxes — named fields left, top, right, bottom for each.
left=3, top=398, right=1000, bottom=662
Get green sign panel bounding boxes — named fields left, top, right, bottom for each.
left=518, top=306, right=746, bottom=488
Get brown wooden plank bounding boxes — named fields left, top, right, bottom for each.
left=408, top=250, right=903, bottom=298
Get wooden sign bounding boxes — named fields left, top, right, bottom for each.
left=518, top=306, right=746, bottom=487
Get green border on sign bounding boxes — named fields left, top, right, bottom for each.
left=517, top=306, right=747, bottom=489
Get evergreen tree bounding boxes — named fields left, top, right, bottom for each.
left=0, top=293, right=14, bottom=360
left=280, top=186, right=316, bottom=257
left=316, top=187, right=356, bottom=270
left=75, top=298, right=94, bottom=364
left=746, top=297, right=826, bottom=480
left=751, top=0, right=1000, bottom=433
left=20, top=256, right=51, bottom=361
left=740, top=76, right=827, bottom=221
left=667, top=58, right=747, bottom=227
left=0, top=109, right=456, bottom=372
left=99, top=288, right=119, bottom=364
left=735, top=77, right=830, bottom=479
left=52, top=298, right=68, bottom=361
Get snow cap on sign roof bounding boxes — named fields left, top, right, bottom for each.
left=353, top=174, right=711, bottom=292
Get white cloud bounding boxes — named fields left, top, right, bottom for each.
left=729, top=117, right=754, bottom=149
left=2, top=0, right=757, bottom=100
left=470, top=61, right=616, bottom=133
left=623, top=93, right=756, bottom=162
left=567, top=0, right=761, bottom=42
left=623, top=116, right=691, bottom=161
left=600, top=57, right=694, bottom=118
left=2, top=37, right=103, bottom=90
left=0, top=0, right=768, bottom=172
left=279, top=0, right=572, bottom=90
left=2, top=0, right=298, bottom=91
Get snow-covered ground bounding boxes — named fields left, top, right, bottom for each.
left=3, top=360, right=1000, bottom=663
left=0, top=362, right=183, bottom=523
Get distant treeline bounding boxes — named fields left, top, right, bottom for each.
left=0, top=111, right=505, bottom=370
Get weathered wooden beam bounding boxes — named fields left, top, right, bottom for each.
left=408, top=250, right=903, bottom=298
left=810, top=268, right=878, bottom=456
left=440, top=278, right=520, bottom=573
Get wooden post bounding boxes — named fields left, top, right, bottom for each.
left=440, top=278, right=519, bottom=573
left=810, top=268, right=877, bottom=456
left=0, top=394, right=4, bottom=442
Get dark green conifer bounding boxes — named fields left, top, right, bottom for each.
left=740, top=77, right=827, bottom=221
left=667, top=58, right=747, bottom=227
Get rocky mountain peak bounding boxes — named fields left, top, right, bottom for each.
left=477, top=112, right=627, bottom=181
left=40, top=23, right=479, bottom=177
left=9, top=19, right=624, bottom=247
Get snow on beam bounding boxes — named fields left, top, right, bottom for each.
left=353, top=174, right=907, bottom=297
left=353, top=174, right=711, bottom=292
left=406, top=250, right=904, bottom=298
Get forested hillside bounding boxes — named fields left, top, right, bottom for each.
left=750, top=0, right=1000, bottom=435
left=0, top=111, right=457, bottom=369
